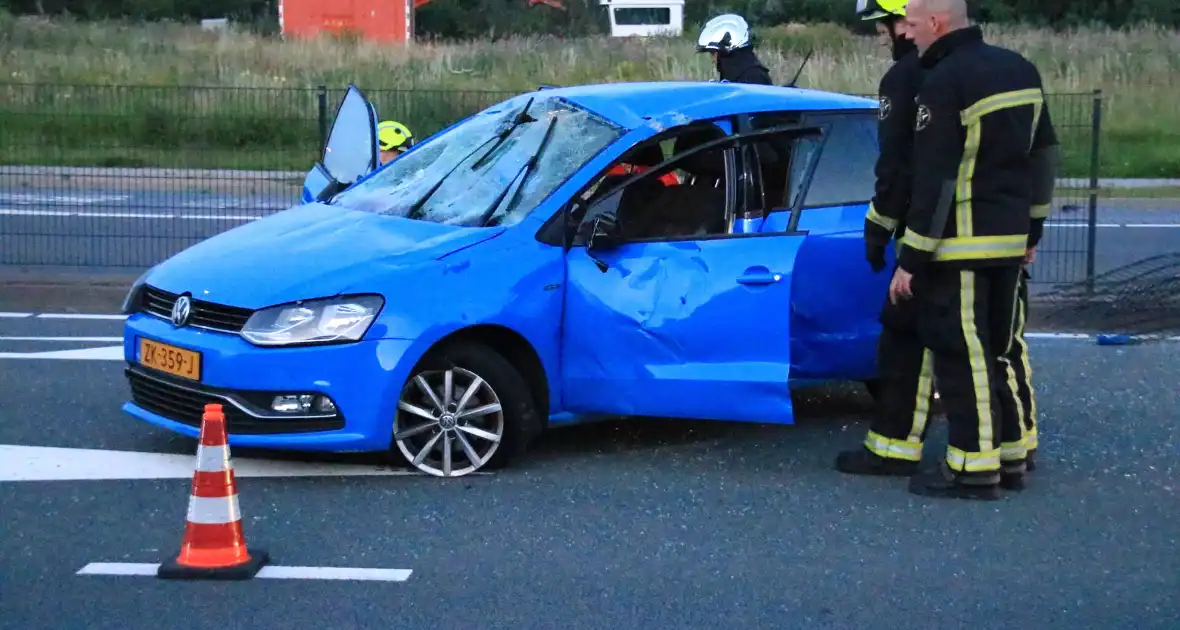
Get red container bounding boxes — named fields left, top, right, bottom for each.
left=279, top=0, right=416, bottom=43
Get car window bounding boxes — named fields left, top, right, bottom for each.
left=799, top=112, right=878, bottom=208
left=330, top=94, right=625, bottom=228
left=575, top=126, right=733, bottom=244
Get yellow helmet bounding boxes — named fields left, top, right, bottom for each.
left=855, top=0, right=907, bottom=20
left=377, top=120, right=413, bottom=152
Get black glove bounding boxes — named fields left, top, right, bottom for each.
left=866, top=243, right=887, bottom=273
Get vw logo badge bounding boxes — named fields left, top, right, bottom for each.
left=171, top=294, right=192, bottom=327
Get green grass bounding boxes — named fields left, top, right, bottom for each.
left=0, top=14, right=1177, bottom=179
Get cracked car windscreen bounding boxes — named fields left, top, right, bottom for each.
left=329, top=95, right=625, bottom=227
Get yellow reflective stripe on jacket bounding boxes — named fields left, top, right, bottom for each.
left=865, top=201, right=898, bottom=232
left=944, top=88, right=1045, bottom=256
left=932, top=234, right=1027, bottom=261
left=864, top=430, right=922, bottom=462
left=1031, top=203, right=1051, bottom=219
left=946, top=446, right=1001, bottom=473
left=900, top=231, right=1026, bottom=261
left=960, top=88, right=1044, bottom=126
left=901, top=227, right=939, bottom=252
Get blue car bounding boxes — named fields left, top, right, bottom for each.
left=120, top=81, right=892, bottom=478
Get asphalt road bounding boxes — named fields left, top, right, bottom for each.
left=1, top=189, right=1178, bottom=287
left=1, top=314, right=1177, bottom=629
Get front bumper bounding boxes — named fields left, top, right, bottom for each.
left=121, top=312, right=416, bottom=452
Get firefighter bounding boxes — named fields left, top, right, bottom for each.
left=378, top=120, right=414, bottom=164
left=890, top=0, right=1060, bottom=500
left=835, top=0, right=934, bottom=478
left=997, top=109, right=1059, bottom=488
left=696, top=14, right=774, bottom=85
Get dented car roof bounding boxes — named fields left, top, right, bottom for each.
left=536, top=81, right=877, bottom=130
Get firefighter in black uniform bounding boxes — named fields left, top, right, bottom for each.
left=889, top=0, right=1060, bottom=500
left=996, top=108, right=1059, bottom=488
left=835, top=0, right=935, bottom=477
left=696, top=14, right=774, bottom=85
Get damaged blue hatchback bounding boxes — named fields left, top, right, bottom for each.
left=120, top=81, right=892, bottom=477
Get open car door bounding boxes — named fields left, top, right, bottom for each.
left=559, top=122, right=829, bottom=425
left=301, top=84, right=380, bottom=204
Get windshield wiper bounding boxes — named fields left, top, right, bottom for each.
left=469, top=97, right=537, bottom=172
left=403, top=134, right=500, bottom=219
left=476, top=115, right=559, bottom=227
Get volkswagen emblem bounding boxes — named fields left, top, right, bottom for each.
left=171, top=294, right=192, bottom=327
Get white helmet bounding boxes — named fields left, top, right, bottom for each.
left=696, top=14, right=752, bottom=54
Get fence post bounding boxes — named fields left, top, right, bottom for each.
left=317, top=85, right=328, bottom=156
left=1085, top=89, right=1103, bottom=295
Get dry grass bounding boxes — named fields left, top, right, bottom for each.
left=1, top=14, right=1177, bottom=177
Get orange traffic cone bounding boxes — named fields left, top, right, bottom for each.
left=157, top=403, right=269, bottom=580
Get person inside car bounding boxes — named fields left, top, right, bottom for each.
left=378, top=120, right=414, bottom=164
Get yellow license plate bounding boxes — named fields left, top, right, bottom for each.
left=139, top=337, right=202, bottom=381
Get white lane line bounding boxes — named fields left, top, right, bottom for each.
left=1045, top=222, right=1180, bottom=228
left=0, top=312, right=33, bottom=318
left=0, top=346, right=123, bottom=360
left=1026, top=332, right=1180, bottom=342
left=0, top=208, right=265, bottom=220
left=0, top=444, right=492, bottom=481
left=76, top=563, right=413, bottom=582
left=0, top=336, right=123, bottom=342
left=33, top=313, right=127, bottom=320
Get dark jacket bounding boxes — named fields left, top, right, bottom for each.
left=897, top=25, right=1061, bottom=273
left=863, top=46, right=924, bottom=248
left=717, top=47, right=773, bottom=85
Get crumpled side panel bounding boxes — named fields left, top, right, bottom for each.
left=561, top=235, right=806, bottom=424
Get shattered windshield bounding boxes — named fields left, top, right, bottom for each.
left=328, top=94, right=625, bottom=228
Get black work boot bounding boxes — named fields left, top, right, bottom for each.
left=1000, top=459, right=1027, bottom=491
left=835, top=447, right=920, bottom=477
left=908, top=463, right=1002, bottom=501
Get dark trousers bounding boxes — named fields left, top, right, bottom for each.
left=914, top=264, right=1022, bottom=479
left=997, top=268, right=1037, bottom=463
left=862, top=286, right=937, bottom=463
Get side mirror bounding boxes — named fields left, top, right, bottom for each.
left=301, top=162, right=343, bottom=204
left=321, top=84, right=379, bottom=187
left=586, top=214, right=622, bottom=252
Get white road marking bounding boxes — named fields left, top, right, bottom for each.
left=0, top=346, right=123, bottom=360
left=0, top=312, right=33, bottom=318
left=1026, top=332, right=1180, bottom=342
left=1045, top=222, right=1180, bottom=228
left=0, top=444, right=492, bottom=482
left=0, top=336, right=123, bottom=342
left=0, top=208, right=265, bottom=220
left=76, top=563, right=413, bottom=582
left=32, top=313, right=127, bottom=320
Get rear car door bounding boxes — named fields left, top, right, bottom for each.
left=746, top=110, right=889, bottom=382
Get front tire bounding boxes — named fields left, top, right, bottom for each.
left=391, top=342, right=540, bottom=477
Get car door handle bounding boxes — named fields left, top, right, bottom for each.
left=737, top=271, right=782, bottom=285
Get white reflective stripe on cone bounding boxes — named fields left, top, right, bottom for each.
left=185, top=494, right=242, bottom=525
left=195, top=444, right=231, bottom=473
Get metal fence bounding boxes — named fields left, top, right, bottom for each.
left=0, top=83, right=1104, bottom=286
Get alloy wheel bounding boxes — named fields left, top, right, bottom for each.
left=393, top=366, right=505, bottom=477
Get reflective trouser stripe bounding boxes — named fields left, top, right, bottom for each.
left=947, top=446, right=1001, bottom=472
left=1031, top=203, right=1051, bottom=219
left=960, top=270, right=995, bottom=455
left=185, top=494, right=242, bottom=525
left=908, top=348, right=936, bottom=443
left=864, top=430, right=922, bottom=462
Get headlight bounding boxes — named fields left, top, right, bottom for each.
left=120, top=267, right=154, bottom=314
left=240, top=294, right=384, bottom=347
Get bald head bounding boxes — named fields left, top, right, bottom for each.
left=903, top=0, right=970, bottom=53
